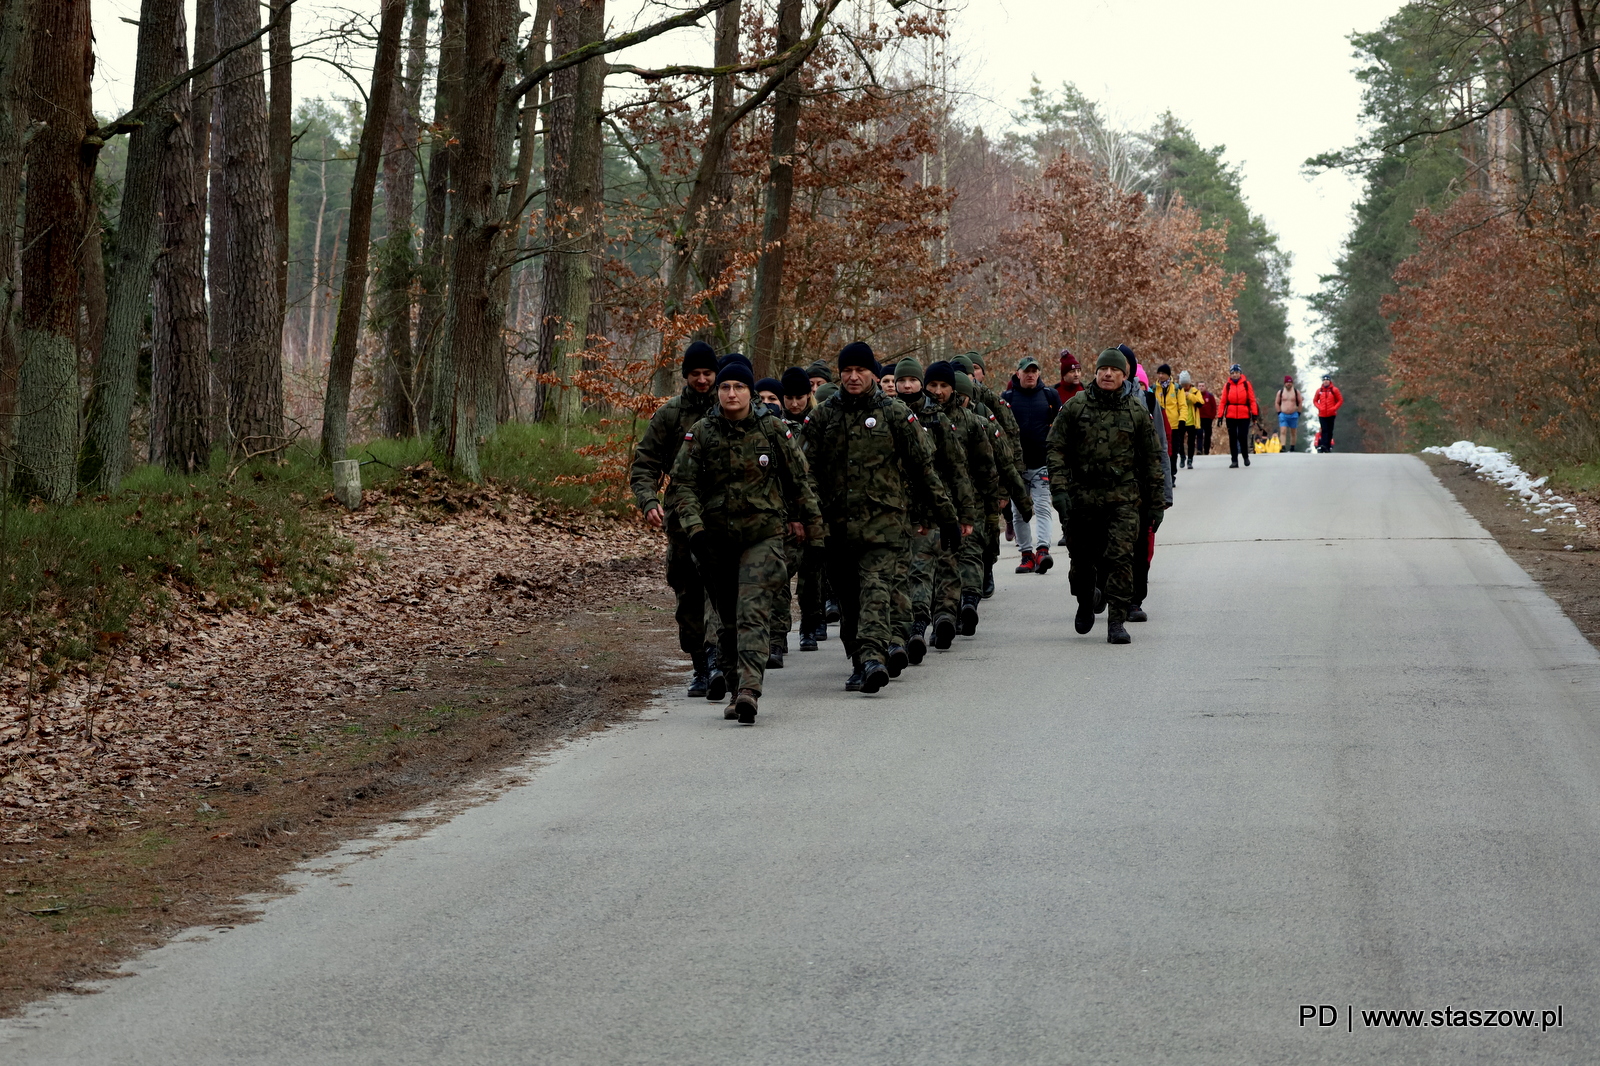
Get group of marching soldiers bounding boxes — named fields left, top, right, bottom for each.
left=630, top=339, right=1167, bottom=726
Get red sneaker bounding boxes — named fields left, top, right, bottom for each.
left=1034, top=547, right=1055, bottom=574
left=1015, top=550, right=1036, bottom=574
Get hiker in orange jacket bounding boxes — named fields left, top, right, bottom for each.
left=1219, top=364, right=1259, bottom=468
left=1313, top=374, right=1343, bottom=452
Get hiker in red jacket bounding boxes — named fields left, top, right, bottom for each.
left=1313, top=373, right=1343, bottom=452
left=1219, top=364, right=1259, bottom=468
left=1056, top=350, right=1084, bottom=403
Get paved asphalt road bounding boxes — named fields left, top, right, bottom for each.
left=6, top=453, right=1600, bottom=1064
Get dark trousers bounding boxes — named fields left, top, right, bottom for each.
left=1065, top=499, right=1141, bottom=624
left=1226, top=417, right=1252, bottom=463
left=1200, top=418, right=1214, bottom=453
left=666, top=531, right=712, bottom=655
left=1178, top=424, right=1197, bottom=465
left=1318, top=414, right=1336, bottom=452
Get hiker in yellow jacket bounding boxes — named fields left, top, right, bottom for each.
left=1155, top=364, right=1201, bottom=476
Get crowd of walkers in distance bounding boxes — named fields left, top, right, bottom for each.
left=630, top=341, right=1343, bottom=726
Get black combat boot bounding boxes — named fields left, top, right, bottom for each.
left=982, top=564, right=996, bottom=598
left=687, top=650, right=711, bottom=698
left=1107, top=620, right=1131, bottom=644
left=845, top=662, right=864, bottom=691
left=906, top=625, right=927, bottom=665
left=860, top=659, right=890, bottom=694
left=932, top=612, right=956, bottom=650
left=886, top=644, right=908, bottom=677
left=814, top=623, right=829, bottom=642
left=767, top=643, right=785, bottom=669
left=959, top=593, right=980, bottom=636
left=825, top=600, right=841, bottom=623
left=705, top=645, right=728, bottom=702
left=734, top=689, right=759, bottom=726
left=799, top=628, right=818, bottom=652
left=1074, top=600, right=1095, bottom=635
left=1093, top=587, right=1106, bottom=615
left=1127, top=604, right=1148, bottom=622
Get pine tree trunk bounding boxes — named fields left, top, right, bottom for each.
left=305, top=144, right=327, bottom=369
left=151, top=2, right=210, bottom=473
left=746, top=0, right=802, bottom=379
left=415, top=0, right=464, bottom=433
left=531, top=4, right=576, bottom=424
left=269, top=0, right=292, bottom=317
left=319, top=0, right=405, bottom=465
left=80, top=0, right=183, bottom=492
left=0, top=0, right=30, bottom=469
left=13, top=0, right=95, bottom=502
left=206, top=31, right=231, bottom=446
left=430, top=0, right=514, bottom=479
left=376, top=0, right=430, bottom=438
left=215, top=0, right=284, bottom=459
left=546, top=0, right=605, bottom=425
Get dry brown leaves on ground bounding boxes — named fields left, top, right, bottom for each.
left=0, top=477, right=663, bottom=844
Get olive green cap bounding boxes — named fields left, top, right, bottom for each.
left=1096, top=348, right=1128, bottom=373
left=952, top=354, right=975, bottom=375
left=893, top=357, right=924, bottom=382
left=953, top=370, right=975, bottom=399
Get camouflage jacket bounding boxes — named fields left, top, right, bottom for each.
left=628, top=384, right=717, bottom=531
left=803, top=386, right=957, bottom=544
left=974, top=380, right=1026, bottom=480
left=667, top=410, right=822, bottom=543
left=970, top=398, right=1032, bottom=514
left=939, top=395, right=1001, bottom=516
left=914, top=395, right=979, bottom=527
left=1045, top=383, right=1166, bottom=514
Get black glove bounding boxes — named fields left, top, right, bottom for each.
left=688, top=529, right=716, bottom=568
left=939, top=523, right=962, bottom=554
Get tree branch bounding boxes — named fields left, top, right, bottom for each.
left=1383, top=41, right=1600, bottom=151
left=94, top=0, right=298, bottom=141
left=509, top=0, right=736, bottom=102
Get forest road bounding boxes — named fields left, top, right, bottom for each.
left=5, top=453, right=1600, bottom=1064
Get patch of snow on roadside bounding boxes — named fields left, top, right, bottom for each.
left=1424, top=441, right=1588, bottom=528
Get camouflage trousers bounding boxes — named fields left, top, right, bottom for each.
left=666, top=531, right=719, bottom=655
left=1065, top=499, right=1141, bottom=624
left=697, top=533, right=786, bottom=695
left=769, top=536, right=826, bottom=646
left=957, top=515, right=990, bottom=596
left=908, top=528, right=941, bottom=629
left=890, top=527, right=915, bottom=645
left=824, top=536, right=902, bottom=665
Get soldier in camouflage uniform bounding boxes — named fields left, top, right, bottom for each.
left=668, top=360, right=822, bottom=725
left=770, top=366, right=827, bottom=654
left=896, top=359, right=977, bottom=661
left=954, top=352, right=1028, bottom=597
left=804, top=341, right=959, bottom=694
left=629, top=341, right=724, bottom=699
left=1046, top=348, right=1167, bottom=645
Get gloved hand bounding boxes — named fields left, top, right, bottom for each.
left=1149, top=508, right=1164, bottom=534
left=1052, top=495, right=1071, bottom=524
left=939, top=522, right=962, bottom=554
left=688, top=529, right=716, bottom=568
left=1018, top=499, right=1035, bottom=523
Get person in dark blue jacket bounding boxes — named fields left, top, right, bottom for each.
left=1001, top=355, right=1062, bottom=574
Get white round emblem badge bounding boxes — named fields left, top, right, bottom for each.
left=865, top=417, right=877, bottom=428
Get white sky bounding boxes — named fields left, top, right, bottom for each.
left=91, top=0, right=1404, bottom=364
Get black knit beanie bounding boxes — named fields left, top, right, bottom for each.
left=681, top=340, right=717, bottom=377
left=754, top=377, right=783, bottom=398
left=781, top=367, right=813, bottom=397
left=925, top=361, right=956, bottom=387
left=837, top=341, right=877, bottom=372
left=715, top=361, right=754, bottom=390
